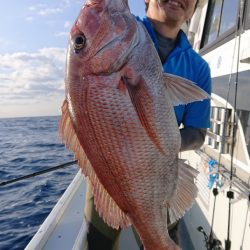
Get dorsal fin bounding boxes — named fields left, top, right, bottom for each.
left=163, top=73, right=210, bottom=106
left=59, top=100, right=131, bottom=229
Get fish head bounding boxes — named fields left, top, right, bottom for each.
left=67, top=0, right=136, bottom=77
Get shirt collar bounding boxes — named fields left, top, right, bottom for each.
left=141, top=16, right=191, bottom=52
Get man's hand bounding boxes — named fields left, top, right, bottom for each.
left=180, top=127, right=207, bottom=152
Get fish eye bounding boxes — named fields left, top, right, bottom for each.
left=73, top=34, right=86, bottom=53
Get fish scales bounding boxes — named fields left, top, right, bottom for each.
left=86, top=82, right=169, bottom=200
left=59, top=0, right=209, bottom=249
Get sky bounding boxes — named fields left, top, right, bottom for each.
left=0, top=0, right=145, bottom=118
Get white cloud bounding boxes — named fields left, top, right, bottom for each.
left=61, top=0, right=83, bottom=6
left=38, top=7, right=63, bottom=16
left=28, top=4, right=63, bottom=17
left=54, top=21, right=72, bottom=38
left=55, top=32, right=69, bottom=37
left=64, top=21, right=71, bottom=29
left=28, top=1, right=83, bottom=17
left=28, top=4, right=46, bottom=12
left=0, top=48, right=67, bottom=118
left=25, top=16, right=34, bottom=22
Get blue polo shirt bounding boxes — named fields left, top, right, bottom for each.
left=138, top=17, right=211, bottom=128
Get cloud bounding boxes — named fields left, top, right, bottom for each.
left=0, top=48, right=66, bottom=108
left=28, top=4, right=63, bottom=17
left=28, top=4, right=47, bottom=11
left=25, top=16, right=34, bottom=22
left=38, top=7, right=64, bottom=16
left=61, top=0, right=83, bottom=6
left=28, top=1, right=82, bottom=17
left=64, top=21, right=71, bottom=29
left=55, top=32, right=69, bottom=37
left=54, top=22, right=72, bottom=38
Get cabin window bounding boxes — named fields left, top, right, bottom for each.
left=245, top=0, right=250, bottom=29
left=219, top=0, right=239, bottom=35
left=201, top=0, right=240, bottom=48
left=202, top=0, right=223, bottom=46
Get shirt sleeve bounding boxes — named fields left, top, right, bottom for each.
left=182, top=61, right=212, bottom=128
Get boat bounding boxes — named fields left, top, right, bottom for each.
left=181, top=0, right=250, bottom=249
left=24, top=168, right=194, bottom=250
left=24, top=170, right=140, bottom=250
left=26, top=0, right=250, bottom=249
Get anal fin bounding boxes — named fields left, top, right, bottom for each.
left=167, top=159, right=199, bottom=224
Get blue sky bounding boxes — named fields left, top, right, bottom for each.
left=0, top=0, right=145, bottom=118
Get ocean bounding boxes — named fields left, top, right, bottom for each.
left=0, top=116, right=78, bottom=250
left=0, top=116, right=196, bottom=250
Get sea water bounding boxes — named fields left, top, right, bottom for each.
left=0, top=116, right=78, bottom=250
left=0, top=116, right=195, bottom=250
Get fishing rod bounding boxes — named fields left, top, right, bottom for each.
left=0, top=160, right=77, bottom=187
left=224, top=0, right=246, bottom=249
left=197, top=1, right=247, bottom=249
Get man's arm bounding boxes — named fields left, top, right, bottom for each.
left=180, top=127, right=207, bottom=152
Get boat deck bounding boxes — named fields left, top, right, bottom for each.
left=25, top=170, right=194, bottom=250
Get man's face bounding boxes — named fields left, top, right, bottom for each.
left=145, top=0, right=197, bottom=26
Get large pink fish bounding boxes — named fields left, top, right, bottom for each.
left=59, top=0, right=209, bottom=249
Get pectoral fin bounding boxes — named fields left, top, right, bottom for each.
left=163, top=73, right=210, bottom=106
left=122, top=76, right=165, bottom=154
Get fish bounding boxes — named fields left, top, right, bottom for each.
left=59, top=0, right=209, bottom=249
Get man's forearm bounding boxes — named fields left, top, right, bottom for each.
left=180, top=127, right=207, bottom=152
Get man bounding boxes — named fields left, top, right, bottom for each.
left=85, top=0, right=211, bottom=249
